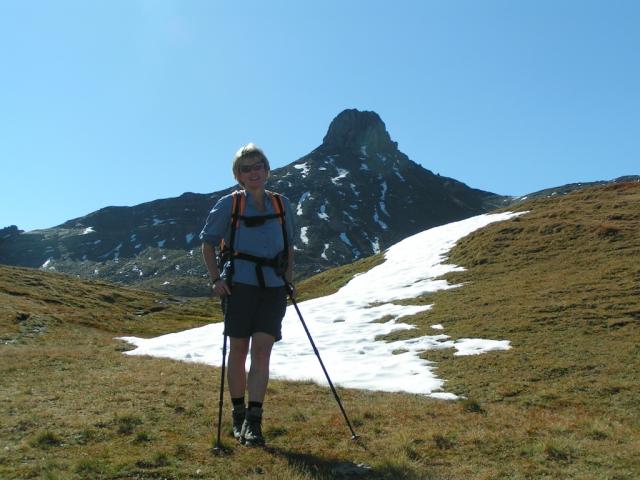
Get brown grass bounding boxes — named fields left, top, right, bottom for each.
left=0, top=265, right=221, bottom=340
left=1, top=183, right=639, bottom=479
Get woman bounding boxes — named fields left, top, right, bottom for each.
left=200, top=143, right=295, bottom=446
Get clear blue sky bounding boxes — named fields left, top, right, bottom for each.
left=1, top=1, right=638, bottom=232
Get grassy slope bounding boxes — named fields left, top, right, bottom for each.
left=0, top=265, right=220, bottom=340
left=1, top=183, right=639, bottom=479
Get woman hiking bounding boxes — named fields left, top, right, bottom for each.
left=200, top=143, right=295, bottom=446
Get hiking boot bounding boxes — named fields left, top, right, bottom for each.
left=231, top=405, right=246, bottom=442
left=241, top=407, right=264, bottom=446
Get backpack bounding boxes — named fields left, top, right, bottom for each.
left=217, top=190, right=289, bottom=288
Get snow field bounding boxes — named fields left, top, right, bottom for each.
left=119, top=211, right=525, bottom=398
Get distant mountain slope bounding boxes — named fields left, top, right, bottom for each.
left=510, top=175, right=640, bottom=203
left=0, top=109, right=505, bottom=295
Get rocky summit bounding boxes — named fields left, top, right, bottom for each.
left=0, top=109, right=507, bottom=295
left=269, top=109, right=507, bottom=277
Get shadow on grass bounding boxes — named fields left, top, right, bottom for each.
left=265, top=445, right=427, bottom=480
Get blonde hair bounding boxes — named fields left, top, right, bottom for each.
left=232, top=143, right=270, bottom=186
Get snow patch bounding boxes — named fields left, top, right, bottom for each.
left=118, top=211, right=526, bottom=398
left=373, top=209, right=389, bottom=230
left=331, top=168, right=349, bottom=185
left=393, top=164, right=406, bottom=182
left=318, top=202, right=329, bottom=221
left=300, top=226, right=309, bottom=245
left=454, top=339, right=511, bottom=356
left=371, top=237, right=381, bottom=254
left=113, top=243, right=123, bottom=261
left=293, top=162, right=310, bottom=178
left=378, top=177, right=389, bottom=216
left=343, top=210, right=355, bottom=222
left=339, top=233, right=352, bottom=247
left=98, top=242, right=123, bottom=261
left=297, top=192, right=311, bottom=216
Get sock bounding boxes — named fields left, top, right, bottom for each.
left=232, top=397, right=245, bottom=410
left=248, top=401, right=263, bottom=410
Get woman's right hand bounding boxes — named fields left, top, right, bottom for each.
left=212, top=279, right=231, bottom=296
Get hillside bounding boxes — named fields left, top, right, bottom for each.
left=0, top=264, right=221, bottom=343
left=1, top=183, right=639, bottom=479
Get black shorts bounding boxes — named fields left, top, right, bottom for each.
left=222, top=283, right=287, bottom=342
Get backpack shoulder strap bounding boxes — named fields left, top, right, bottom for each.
left=219, top=190, right=244, bottom=251
left=231, top=190, right=246, bottom=229
left=267, top=191, right=285, bottom=224
left=268, top=191, right=289, bottom=255
left=224, top=190, right=245, bottom=280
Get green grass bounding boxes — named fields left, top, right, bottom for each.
left=1, top=182, right=639, bottom=478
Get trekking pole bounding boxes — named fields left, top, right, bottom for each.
left=213, top=332, right=227, bottom=453
left=286, top=284, right=359, bottom=440
left=213, top=291, right=230, bottom=453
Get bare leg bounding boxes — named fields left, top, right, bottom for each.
left=247, top=332, right=275, bottom=403
left=227, top=337, right=250, bottom=399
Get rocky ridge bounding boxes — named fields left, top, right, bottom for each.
left=1, top=109, right=509, bottom=295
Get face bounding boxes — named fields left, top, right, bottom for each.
left=238, top=159, right=268, bottom=189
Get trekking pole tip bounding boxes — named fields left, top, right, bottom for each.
left=212, top=444, right=230, bottom=455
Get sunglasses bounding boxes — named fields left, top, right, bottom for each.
left=239, top=162, right=265, bottom=174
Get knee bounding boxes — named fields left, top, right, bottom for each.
left=229, top=342, right=249, bottom=360
left=250, top=346, right=272, bottom=365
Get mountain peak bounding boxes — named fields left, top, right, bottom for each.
left=322, top=109, right=397, bottom=152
